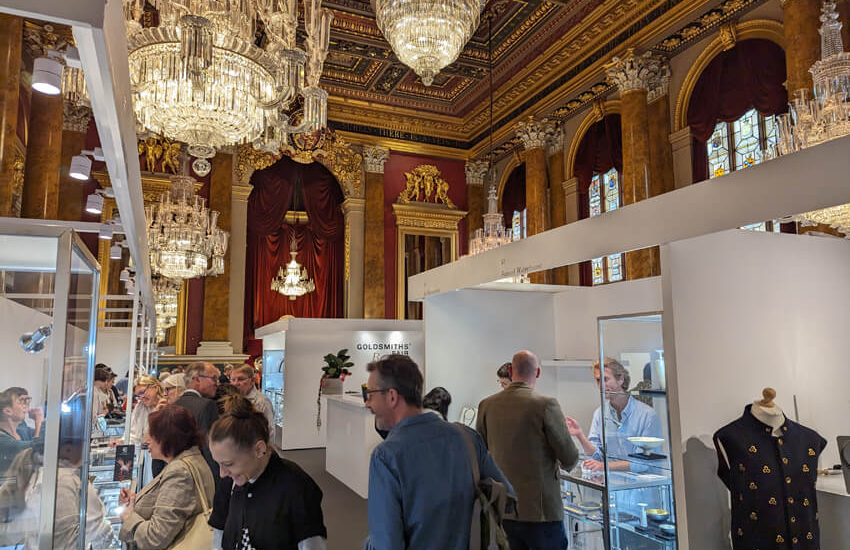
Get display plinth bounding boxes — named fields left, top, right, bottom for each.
left=325, top=395, right=383, bottom=498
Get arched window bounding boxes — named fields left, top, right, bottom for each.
left=707, top=108, right=779, bottom=178
left=589, top=167, right=624, bottom=285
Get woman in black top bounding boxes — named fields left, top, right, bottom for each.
left=209, top=395, right=327, bottom=550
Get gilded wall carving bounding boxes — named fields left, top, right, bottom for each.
left=397, top=165, right=456, bottom=209
left=138, top=137, right=182, bottom=174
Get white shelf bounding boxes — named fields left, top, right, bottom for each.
left=541, top=359, right=594, bottom=369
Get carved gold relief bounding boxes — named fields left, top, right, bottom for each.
left=138, top=137, right=182, bottom=174
left=397, top=165, right=456, bottom=209
left=344, top=221, right=351, bottom=281
left=11, top=150, right=25, bottom=218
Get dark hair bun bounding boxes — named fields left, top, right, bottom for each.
left=219, top=394, right=254, bottom=417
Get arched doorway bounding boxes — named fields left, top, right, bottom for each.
left=244, top=157, right=346, bottom=350
left=500, top=163, right=526, bottom=240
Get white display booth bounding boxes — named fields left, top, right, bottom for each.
left=419, top=229, right=850, bottom=549
left=255, top=317, right=424, bottom=449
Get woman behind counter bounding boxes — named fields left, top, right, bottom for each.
left=118, top=405, right=214, bottom=549
left=209, top=395, right=328, bottom=550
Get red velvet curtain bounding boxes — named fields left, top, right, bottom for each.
left=687, top=39, right=788, bottom=183
left=244, top=157, right=344, bottom=350
left=574, top=114, right=623, bottom=285
left=501, top=163, right=526, bottom=224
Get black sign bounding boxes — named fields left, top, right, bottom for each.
left=113, top=445, right=135, bottom=482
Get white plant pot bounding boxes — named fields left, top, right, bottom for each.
left=322, top=377, right=343, bottom=395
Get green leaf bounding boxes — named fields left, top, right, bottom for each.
left=342, top=362, right=354, bottom=370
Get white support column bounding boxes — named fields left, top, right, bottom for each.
left=342, top=198, right=366, bottom=318
left=670, top=126, right=694, bottom=189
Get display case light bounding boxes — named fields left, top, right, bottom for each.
left=32, top=52, right=63, bottom=95
left=99, top=224, right=114, bottom=240
left=85, top=193, right=104, bottom=215
left=110, top=244, right=122, bottom=260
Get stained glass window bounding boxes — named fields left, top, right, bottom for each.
left=591, top=258, right=604, bottom=285
left=589, top=168, right=623, bottom=285
left=708, top=109, right=779, bottom=179
left=589, top=174, right=602, bottom=217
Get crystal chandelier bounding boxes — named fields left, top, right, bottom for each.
left=124, top=0, right=333, bottom=175
left=271, top=235, right=315, bottom=300
left=770, top=2, right=850, bottom=237
left=146, top=174, right=230, bottom=279
left=153, top=277, right=181, bottom=343
left=374, top=0, right=485, bottom=86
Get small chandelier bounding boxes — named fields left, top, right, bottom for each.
left=374, top=0, right=485, bottom=86
left=146, top=174, right=230, bottom=279
left=124, top=0, right=333, bottom=175
left=153, top=277, right=181, bottom=343
left=271, top=235, right=315, bottom=300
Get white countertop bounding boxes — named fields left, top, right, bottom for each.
left=817, top=474, right=849, bottom=497
left=325, top=394, right=371, bottom=411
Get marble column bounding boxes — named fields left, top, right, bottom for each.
left=782, top=0, right=823, bottom=94
left=201, top=153, right=233, bottom=352
left=342, top=198, right=366, bottom=318
left=21, top=87, right=63, bottom=219
left=229, top=175, right=251, bottom=354
left=562, top=177, right=581, bottom=285
left=669, top=126, right=694, bottom=189
left=607, top=49, right=664, bottom=280
left=516, top=116, right=554, bottom=284
left=465, top=160, right=488, bottom=235
left=647, top=64, right=675, bottom=197
left=0, top=15, right=22, bottom=217
left=547, top=131, right=568, bottom=285
left=57, top=104, right=91, bottom=221
left=362, top=146, right=388, bottom=319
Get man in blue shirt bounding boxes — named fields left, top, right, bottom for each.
left=363, top=354, right=513, bottom=550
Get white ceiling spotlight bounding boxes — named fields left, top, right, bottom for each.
left=119, top=268, right=130, bottom=282
left=69, top=147, right=104, bottom=181
left=99, top=224, right=114, bottom=240
left=84, top=186, right=114, bottom=215
left=32, top=50, right=64, bottom=95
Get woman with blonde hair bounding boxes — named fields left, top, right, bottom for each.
left=127, top=376, right=165, bottom=446
left=162, top=374, right=186, bottom=405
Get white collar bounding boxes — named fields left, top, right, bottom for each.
left=184, top=389, right=201, bottom=397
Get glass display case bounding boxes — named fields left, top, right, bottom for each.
left=561, top=312, right=678, bottom=549
left=0, top=221, right=100, bottom=550
left=88, top=434, right=145, bottom=549
left=262, top=349, right=285, bottom=427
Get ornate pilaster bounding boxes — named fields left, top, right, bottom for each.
left=0, top=15, right=22, bottom=217
left=62, top=102, right=92, bottom=133
left=229, top=176, right=251, bottom=353
left=342, top=198, right=366, bottom=318
left=202, top=153, right=233, bottom=348
left=362, top=145, right=387, bottom=319
left=646, top=62, right=671, bottom=104
left=607, top=49, right=662, bottom=280
left=515, top=117, right=553, bottom=284
left=362, top=145, right=389, bottom=174
left=548, top=130, right=567, bottom=285
left=465, top=160, right=488, bottom=235
left=562, top=177, right=581, bottom=285
left=57, top=103, right=93, bottom=221
left=782, top=0, right=822, bottom=93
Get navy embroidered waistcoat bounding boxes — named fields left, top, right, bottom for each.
left=713, top=405, right=827, bottom=550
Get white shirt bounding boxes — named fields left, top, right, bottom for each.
left=128, top=403, right=152, bottom=446
left=246, top=387, right=276, bottom=436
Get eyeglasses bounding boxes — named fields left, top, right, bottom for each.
left=197, top=374, right=219, bottom=382
left=16, top=396, right=32, bottom=404
left=363, top=388, right=392, bottom=402
left=230, top=376, right=251, bottom=384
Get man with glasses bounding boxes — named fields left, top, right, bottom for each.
left=229, top=364, right=275, bottom=435
left=0, top=387, right=44, bottom=475
left=176, top=362, right=220, bottom=435
left=363, top=354, right=513, bottom=550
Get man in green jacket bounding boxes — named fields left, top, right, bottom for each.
left=477, top=350, right=579, bottom=550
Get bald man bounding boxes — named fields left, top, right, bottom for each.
left=477, top=350, right=578, bottom=550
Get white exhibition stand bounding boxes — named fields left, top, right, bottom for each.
left=417, top=229, right=850, bottom=550
left=254, top=317, right=423, bottom=450
left=325, top=395, right=383, bottom=498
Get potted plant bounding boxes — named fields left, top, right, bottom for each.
left=320, top=349, right=353, bottom=395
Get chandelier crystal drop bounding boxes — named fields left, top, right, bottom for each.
left=146, top=174, right=230, bottom=279
left=374, top=0, right=485, bottom=86
left=271, top=236, right=316, bottom=300
left=124, top=0, right=333, bottom=173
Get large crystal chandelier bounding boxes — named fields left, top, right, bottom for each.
left=146, top=174, right=230, bottom=279
left=124, top=0, right=333, bottom=175
left=271, top=235, right=315, bottom=300
left=469, top=185, right=511, bottom=255
left=374, top=0, right=485, bottom=86
left=771, top=2, right=850, bottom=237
left=153, top=277, right=181, bottom=343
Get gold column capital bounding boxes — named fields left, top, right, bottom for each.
left=646, top=62, right=671, bottom=103
left=516, top=116, right=555, bottom=150
left=362, top=145, right=389, bottom=174
left=605, top=48, right=666, bottom=94
left=63, top=102, right=91, bottom=133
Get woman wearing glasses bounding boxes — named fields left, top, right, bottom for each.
left=126, top=376, right=165, bottom=446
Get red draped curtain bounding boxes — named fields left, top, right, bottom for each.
left=500, top=163, right=526, bottom=225
left=574, top=113, right=623, bottom=285
left=687, top=39, right=787, bottom=183
left=244, top=157, right=345, bottom=350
